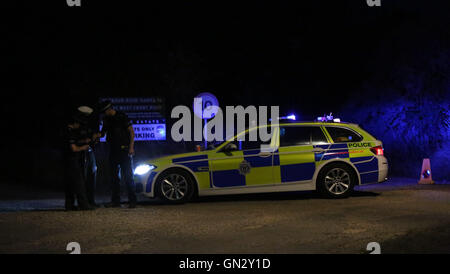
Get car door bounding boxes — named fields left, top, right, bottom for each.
left=275, top=126, right=328, bottom=183
left=209, top=127, right=276, bottom=188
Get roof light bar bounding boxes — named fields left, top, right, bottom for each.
left=316, top=113, right=341, bottom=123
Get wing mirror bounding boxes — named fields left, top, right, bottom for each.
left=222, top=143, right=238, bottom=152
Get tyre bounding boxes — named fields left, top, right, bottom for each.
left=155, top=169, right=195, bottom=204
left=317, top=163, right=356, bottom=198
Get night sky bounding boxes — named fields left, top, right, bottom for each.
left=4, top=1, right=450, bottom=183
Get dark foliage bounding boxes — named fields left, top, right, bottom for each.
left=340, top=25, right=450, bottom=179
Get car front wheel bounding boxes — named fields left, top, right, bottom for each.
left=155, top=169, right=195, bottom=204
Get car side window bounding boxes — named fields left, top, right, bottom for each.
left=280, top=127, right=310, bottom=146
left=325, top=127, right=363, bottom=143
left=229, top=130, right=272, bottom=151
left=311, top=127, right=328, bottom=144
left=280, top=126, right=326, bottom=147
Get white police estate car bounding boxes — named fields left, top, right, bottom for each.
left=133, top=121, right=388, bottom=203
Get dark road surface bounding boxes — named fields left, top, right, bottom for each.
left=0, top=178, right=449, bottom=254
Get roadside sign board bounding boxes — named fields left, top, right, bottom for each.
left=99, top=97, right=166, bottom=141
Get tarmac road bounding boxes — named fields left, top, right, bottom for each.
left=0, top=178, right=449, bottom=254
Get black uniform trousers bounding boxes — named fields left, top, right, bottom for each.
left=84, top=149, right=97, bottom=206
left=110, top=148, right=136, bottom=205
left=65, top=156, right=90, bottom=209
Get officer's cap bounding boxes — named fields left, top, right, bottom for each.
left=78, top=106, right=93, bottom=116
left=97, top=100, right=112, bottom=113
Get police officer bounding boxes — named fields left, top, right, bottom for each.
left=63, top=112, right=95, bottom=211
left=98, top=100, right=137, bottom=208
left=77, top=106, right=101, bottom=208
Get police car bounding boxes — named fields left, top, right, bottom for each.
left=133, top=121, right=388, bottom=203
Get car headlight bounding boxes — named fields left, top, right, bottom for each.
left=134, top=164, right=155, bottom=175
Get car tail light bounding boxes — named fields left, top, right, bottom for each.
left=370, top=145, right=384, bottom=156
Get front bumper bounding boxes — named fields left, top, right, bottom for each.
left=134, top=170, right=158, bottom=197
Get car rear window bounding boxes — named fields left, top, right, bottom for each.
left=325, top=127, right=363, bottom=143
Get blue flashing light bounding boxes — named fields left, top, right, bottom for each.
left=270, top=114, right=297, bottom=121
left=287, top=114, right=296, bottom=120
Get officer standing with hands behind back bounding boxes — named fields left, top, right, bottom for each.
left=98, top=100, right=137, bottom=208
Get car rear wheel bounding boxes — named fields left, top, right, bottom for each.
left=155, top=169, right=195, bottom=204
left=317, top=163, right=356, bottom=198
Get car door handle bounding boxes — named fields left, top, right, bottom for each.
left=312, top=148, right=325, bottom=153
left=197, top=166, right=209, bottom=171
left=258, top=152, right=272, bottom=158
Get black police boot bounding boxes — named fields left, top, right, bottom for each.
left=105, top=202, right=122, bottom=208
left=79, top=205, right=96, bottom=211
left=89, top=202, right=100, bottom=208
left=65, top=205, right=79, bottom=211
left=77, top=194, right=95, bottom=210
left=65, top=196, right=78, bottom=211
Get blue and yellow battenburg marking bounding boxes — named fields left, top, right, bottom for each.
left=347, top=142, right=379, bottom=184
left=172, top=155, right=211, bottom=189
left=133, top=122, right=385, bottom=195
left=208, top=149, right=274, bottom=188
left=140, top=141, right=380, bottom=193
left=145, top=171, right=158, bottom=193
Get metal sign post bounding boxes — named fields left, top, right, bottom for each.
left=193, top=92, right=219, bottom=150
